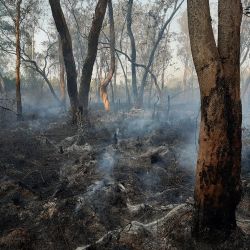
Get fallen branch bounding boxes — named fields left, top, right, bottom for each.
left=0, top=105, right=17, bottom=115
left=76, top=229, right=121, bottom=250
left=75, top=203, right=192, bottom=250
left=124, top=203, right=191, bottom=233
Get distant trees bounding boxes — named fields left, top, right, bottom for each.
left=0, top=0, right=186, bottom=117
left=137, top=0, right=184, bottom=106
left=177, top=10, right=194, bottom=93
left=0, top=0, right=220, bottom=119
left=187, top=0, right=242, bottom=241
left=127, top=0, right=138, bottom=101
left=0, top=0, right=24, bottom=119
left=0, top=0, right=61, bottom=105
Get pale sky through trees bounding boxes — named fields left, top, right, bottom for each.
left=33, top=0, right=189, bottom=86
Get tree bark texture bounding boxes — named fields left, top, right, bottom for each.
left=187, top=0, right=242, bottom=241
left=78, top=0, right=108, bottom=115
left=49, top=0, right=78, bottom=122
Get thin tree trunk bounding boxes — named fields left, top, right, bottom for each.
left=113, top=65, right=117, bottom=103
left=15, top=0, right=22, bottom=120
left=79, top=0, right=108, bottom=116
left=95, top=61, right=100, bottom=103
left=99, top=0, right=116, bottom=112
left=49, top=0, right=78, bottom=122
left=161, top=60, right=165, bottom=91
left=188, top=0, right=242, bottom=241
left=127, top=0, right=138, bottom=101
left=58, top=35, right=66, bottom=106
left=0, top=71, right=5, bottom=94
left=116, top=51, right=131, bottom=106
left=110, top=81, right=114, bottom=104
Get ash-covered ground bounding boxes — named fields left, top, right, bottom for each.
left=0, top=103, right=250, bottom=250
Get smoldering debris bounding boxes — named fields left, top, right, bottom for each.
left=0, top=108, right=249, bottom=250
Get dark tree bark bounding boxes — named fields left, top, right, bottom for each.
left=78, top=0, right=108, bottom=116
left=49, top=0, right=78, bottom=122
left=15, top=0, right=22, bottom=120
left=187, top=0, right=242, bottom=241
left=127, top=0, right=138, bottom=101
left=99, top=0, right=115, bottom=111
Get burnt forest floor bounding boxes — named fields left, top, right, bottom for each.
left=0, top=107, right=250, bottom=250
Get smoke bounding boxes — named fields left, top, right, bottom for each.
left=98, top=148, right=117, bottom=181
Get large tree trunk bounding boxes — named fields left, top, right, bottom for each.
left=15, top=0, right=22, bottom=120
left=49, top=0, right=78, bottom=122
left=127, top=0, right=138, bottom=101
left=58, top=35, right=66, bottom=106
left=99, top=0, right=116, bottom=112
left=79, top=0, right=108, bottom=116
left=187, top=0, right=242, bottom=241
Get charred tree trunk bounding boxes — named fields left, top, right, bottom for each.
left=127, top=0, right=138, bottom=101
left=58, top=35, right=66, bottom=106
left=187, top=0, right=242, bottom=241
left=99, top=0, right=116, bottom=112
left=49, top=0, right=78, bottom=122
left=15, top=0, right=22, bottom=120
left=79, top=0, right=108, bottom=116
